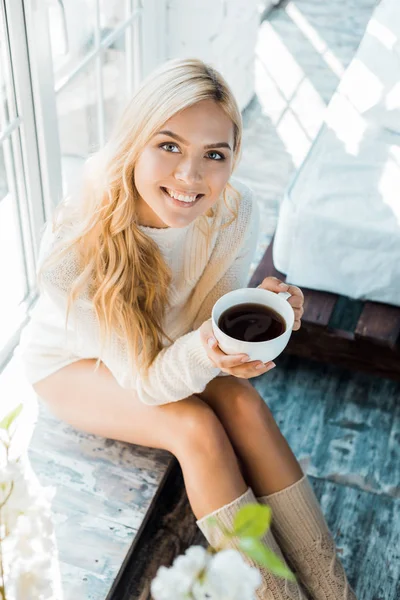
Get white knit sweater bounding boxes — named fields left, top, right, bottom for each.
left=18, top=177, right=260, bottom=405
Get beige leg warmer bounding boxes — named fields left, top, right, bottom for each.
left=258, top=476, right=357, bottom=600
left=196, top=487, right=307, bottom=600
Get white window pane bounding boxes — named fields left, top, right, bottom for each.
left=48, top=1, right=95, bottom=84
left=0, top=141, right=6, bottom=201
left=0, top=10, right=14, bottom=125
left=56, top=62, right=98, bottom=197
left=0, top=140, right=27, bottom=292
left=99, top=0, right=128, bottom=35
left=0, top=184, right=27, bottom=349
left=104, top=34, right=128, bottom=139
left=57, top=63, right=98, bottom=160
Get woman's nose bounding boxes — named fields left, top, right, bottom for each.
left=174, top=157, right=203, bottom=184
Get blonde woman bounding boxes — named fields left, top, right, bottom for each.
left=19, top=58, right=356, bottom=600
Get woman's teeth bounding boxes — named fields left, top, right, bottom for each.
left=163, top=187, right=199, bottom=203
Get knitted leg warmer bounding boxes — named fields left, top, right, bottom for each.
left=257, top=476, right=357, bottom=600
left=196, top=487, right=307, bottom=600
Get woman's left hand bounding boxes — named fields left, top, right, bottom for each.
left=257, top=276, right=304, bottom=331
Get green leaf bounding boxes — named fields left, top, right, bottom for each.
left=238, top=537, right=296, bottom=581
left=233, top=503, right=271, bottom=538
left=0, top=404, right=23, bottom=431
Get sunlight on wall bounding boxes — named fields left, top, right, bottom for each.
left=255, top=19, right=326, bottom=167
left=285, top=1, right=345, bottom=78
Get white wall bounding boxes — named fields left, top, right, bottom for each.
left=163, top=0, right=261, bottom=111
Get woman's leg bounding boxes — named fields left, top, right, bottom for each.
left=198, top=375, right=357, bottom=599
left=197, top=375, right=303, bottom=497
left=33, top=359, right=246, bottom=519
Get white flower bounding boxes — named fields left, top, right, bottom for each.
left=151, top=545, right=211, bottom=600
left=10, top=557, right=58, bottom=600
left=1, top=453, right=63, bottom=599
left=192, top=549, right=261, bottom=600
left=1, top=460, right=21, bottom=485
left=12, top=516, right=38, bottom=557
left=173, top=546, right=210, bottom=579
left=12, top=569, right=42, bottom=600
left=151, top=546, right=262, bottom=600
left=150, top=564, right=192, bottom=600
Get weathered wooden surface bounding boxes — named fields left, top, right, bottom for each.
left=28, top=403, right=173, bottom=600
left=107, top=461, right=199, bottom=600
left=253, top=353, right=400, bottom=599
left=355, top=302, right=400, bottom=348
left=285, top=324, right=400, bottom=382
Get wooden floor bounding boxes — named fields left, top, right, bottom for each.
left=254, top=353, right=400, bottom=599
left=22, top=0, right=399, bottom=598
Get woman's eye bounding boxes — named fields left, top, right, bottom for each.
left=159, top=143, right=225, bottom=161
left=207, top=151, right=225, bottom=161
left=160, top=143, right=180, bottom=153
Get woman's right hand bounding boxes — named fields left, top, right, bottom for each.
left=199, top=319, right=276, bottom=379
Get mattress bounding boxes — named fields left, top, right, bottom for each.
left=273, top=0, right=400, bottom=307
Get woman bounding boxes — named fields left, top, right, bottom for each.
left=19, top=58, right=356, bottom=600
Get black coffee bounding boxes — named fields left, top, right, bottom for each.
left=218, top=302, right=286, bottom=342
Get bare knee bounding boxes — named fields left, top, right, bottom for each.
left=229, top=384, right=274, bottom=428
left=170, top=397, right=231, bottom=461
left=204, top=377, right=275, bottom=431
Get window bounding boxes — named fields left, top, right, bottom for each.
left=47, top=0, right=143, bottom=195
left=0, top=0, right=43, bottom=369
left=0, top=0, right=149, bottom=371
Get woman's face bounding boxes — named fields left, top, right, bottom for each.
left=134, top=99, right=235, bottom=228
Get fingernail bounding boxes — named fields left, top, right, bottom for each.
left=240, top=356, right=249, bottom=363
left=270, top=362, right=276, bottom=369
left=255, top=363, right=265, bottom=370
left=208, top=337, right=216, bottom=348
left=279, top=283, right=289, bottom=289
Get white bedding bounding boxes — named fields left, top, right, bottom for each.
left=273, top=0, right=400, bottom=307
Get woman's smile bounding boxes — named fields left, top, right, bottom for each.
left=160, top=186, right=205, bottom=208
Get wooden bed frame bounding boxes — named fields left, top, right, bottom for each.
left=249, top=236, right=400, bottom=382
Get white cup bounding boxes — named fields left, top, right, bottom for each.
left=211, top=287, right=294, bottom=363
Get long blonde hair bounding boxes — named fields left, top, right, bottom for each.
left=38, top=58, right=243, bottom=377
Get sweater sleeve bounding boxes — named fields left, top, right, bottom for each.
left=132, top=329, right=221, bottom=405
left=134, top=193, right=260, bottom=404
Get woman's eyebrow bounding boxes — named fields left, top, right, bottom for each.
left=155, top=129, right=232, bottom=150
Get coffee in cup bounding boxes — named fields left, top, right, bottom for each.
left=218, top=303, right=286, bottom=343
left=211, top=288, right=294, bottom=364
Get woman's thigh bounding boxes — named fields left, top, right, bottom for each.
left=33, top=359, right=222, bottom=454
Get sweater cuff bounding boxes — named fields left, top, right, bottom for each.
left=186, top=328, right=221, bottom=380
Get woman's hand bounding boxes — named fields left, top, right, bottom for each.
left=257, top=276, right=304, bottom=331
left=199, top=319, right=276, bottom=379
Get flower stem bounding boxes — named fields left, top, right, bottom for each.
left=0, top=508, right=6, bottom=600
left=0, top=430, right=10, bottom=599
left=0, top=482, right=14, bottom=512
